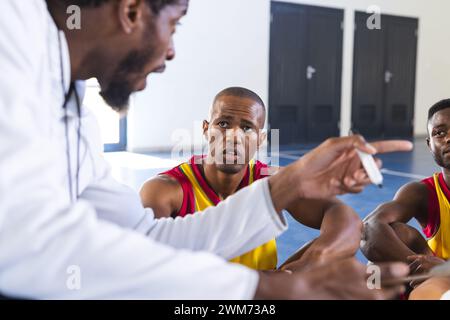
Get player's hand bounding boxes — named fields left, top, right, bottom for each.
left=407, top=254, right=446, bottom=287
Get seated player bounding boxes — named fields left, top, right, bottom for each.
left=140, top=86, right=362, bottom=271
left=362, top=99, right=450, bottom=299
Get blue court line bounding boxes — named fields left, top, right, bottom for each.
left=380, top=169, right=427, bottom=180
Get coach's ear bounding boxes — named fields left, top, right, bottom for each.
left=118, top=0, right=144, bottom=34
left=426, top=137, right=430, bottom=148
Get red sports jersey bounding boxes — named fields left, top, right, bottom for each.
left=422, top=173, right=450, bottom=259
left=161, top=155, right=270, bottom=217
left=422, top=174, right=446, bottom=238
left=159, top=155, right=277, bottom=270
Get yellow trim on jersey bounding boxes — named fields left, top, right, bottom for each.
left=179, top=162, right=214, bottom=211
left=427, top=173, right=450, bottom=259
left=179, top=159, right=278, bottom=270
left=249, top=159, right=255, bottom=183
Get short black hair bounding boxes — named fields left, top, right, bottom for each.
left=428, top=99, right=450, bottom=121
left=214, top=87, right=266, bottom=112
left=60, top=0, right=180, bottom=14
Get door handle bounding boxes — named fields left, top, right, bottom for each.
left=385, top=70, right=394, bottom=83
left=307, top=66, right=316, bottom=80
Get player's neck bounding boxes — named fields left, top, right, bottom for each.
left=201, top=162, right=247, bottom=200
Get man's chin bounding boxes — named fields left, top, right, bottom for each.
left=216, top=164, right=247, bottom=175
left=99, top=78, right=147, bottom=112
left=99, top=87, right=132, bottom=113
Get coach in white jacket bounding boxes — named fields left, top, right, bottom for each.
left=0, top=0, right=412, bottom=299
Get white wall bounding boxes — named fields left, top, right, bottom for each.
left=128, top=0, right=450, bottom=152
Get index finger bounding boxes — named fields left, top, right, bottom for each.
left=326, top=135, right=378, bottom=155
left=370, top=140, right=414, bottom=154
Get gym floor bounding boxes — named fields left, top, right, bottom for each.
left=105, top=137, right=439, bottom=265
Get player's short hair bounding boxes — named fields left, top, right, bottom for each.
left=214, top=87, right=266, bottom=112
left=428, top=99, right=450, bottom=121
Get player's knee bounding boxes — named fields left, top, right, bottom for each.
left=410, top=277, right=450, bottom=300
left=409, top=284, right=429, bottom=300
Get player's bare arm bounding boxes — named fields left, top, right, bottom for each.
left=362, top=181, right=430, bottom=263
left=140, top=175, right=183, bottom=218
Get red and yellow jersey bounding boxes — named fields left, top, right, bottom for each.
left=161, top=155, right=277, bottom=270
left=422, top=173, right=450, bottom=259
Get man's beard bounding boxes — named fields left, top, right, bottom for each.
left=100, top=41, right=156, bottom=113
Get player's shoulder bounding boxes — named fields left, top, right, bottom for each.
left=143, top=174, right=181, bottom=189
left=140, top=174, right=185, bottom=216
left=140, top=174, right=184, bottom=199
left=394, top=179, right=433, bottom=205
